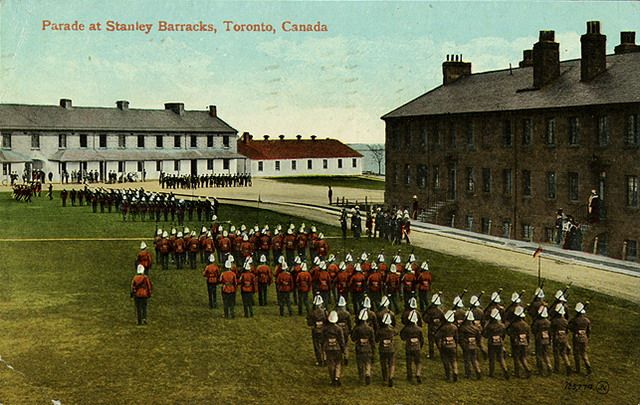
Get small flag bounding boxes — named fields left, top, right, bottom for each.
left=533, top=246, right=543, bottom=258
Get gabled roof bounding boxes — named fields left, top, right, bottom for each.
left=238, top=138, right=362, bottom=160
left=0, top=104, right=237, bottom=133
left=383, top=52, right=640, bottom=119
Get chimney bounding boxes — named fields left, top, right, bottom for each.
left=278, top=134, right=285, bottom=141
left=615, top=31, right=640, bottom=54
left=296, top=134, right=302, bottom=140
left=209, top=105, right=217, bottom=117
left=164, top=102, right=184, bottom=116
left=59, top=98, right=72, bottom=109
left=442, top=54, right=471, bottom=85
left=533, top=30, right=560, bottom=88
left=241, top=132, right=251, bottom=144
left=310, top=135, right=317, bottom=141
left=263, top=135, right=270, bottom=141
left=581, top=21, right=607, bottom=81
left=519, top=50, right=534, bottom=68
left=116, top=100, right=129, bottom=110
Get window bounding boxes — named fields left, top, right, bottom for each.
left=79, top=134, right=88, bottom=148
left=291, top=160, right=297, bottom=170
left=323, top=159, right=328, bottom=169
left=258, top=161, right=264, bottom=172
left=522, top=224, right=534, bottom=241
left=207, top=135, right=214, bottom=148
left=481, top=218, right=491, bottom=234
left=417, top=165, right=427, bottom=188
left=174, top=160, right=180, bottom=171
left=223, top=135, right=230, bottom=148
left=625, top=240, right=638, bottom=261
left=275, top=161, right=281, bottom=171
left=404, top=126, right=412, bottom=147
left=420, top=127, right=428, bottom=150
left=156, top=135, right=163, bottom=148
left=466, top=121, right=474, bottom=147
left=626, top=114, right=639, bottom=146
left=337, top=159, right=342, bottom=169
left=522, top=170, right=531, bottom=197
left=31, top=133, right=40, bottom=149
left=1, top=133, right=10, bottom=149
left=449, top=124, right=456, bottom=147
left=307, top=160, right=313, bottom=170
left=546, top=172, right=557, bottom=199
left=174, top=135, right=181, bottom=148
left=466, top=167, right=475, bottom=192
left=190, top=135, right=197, bottom=148
left=503, top=169, right=513, bottom=195
left=546, top=118, right=556, bottom=145
left=433, top=166, right=440, bottom=190
left=156, top=161, right=162, bottom=172
left=465, top=215, right=474, bottom=231
left=404, top=164, right=411, bottom=185
left=434, top=123, right=441, bottom=146
left=503, top=120, right=512, bottom=146
left=568, top=117, right=579, bottom=145
left=568, top=172, right=579, bottom=201
left=482, top=168, right=491, bottom=193
left=138, top=135, right=146, bottom=148
left=598, top=116, right=609, bottom=146
left=352, top=158, right=357, bottom=168
left=58, top=134, right=67, bottom=149
left=118, top=161, right=125, bottom=172
left=223, top=159, right=230, bottom=170
left=522, top=118, right=532, bottom=145
left=207, top=159, right=213, bottom=170
left=627, top=175, right=639, bottom=207
left=137, top=161, right=144, bottom=172
left=2, top=163, right=9, bottom=175
left=99, top=134, right=107, bottom=148
left=118, top=134, right=126, bottom=148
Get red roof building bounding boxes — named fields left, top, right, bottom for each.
left=237, top=133, right=363, bottom=177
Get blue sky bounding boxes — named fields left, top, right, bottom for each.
left=1, top=1, right=638, bottom=143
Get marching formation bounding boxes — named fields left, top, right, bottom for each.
left=159, top=172, right=252, bottom=189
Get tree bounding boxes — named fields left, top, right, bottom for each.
left=366, top=144, right=385, bottom=175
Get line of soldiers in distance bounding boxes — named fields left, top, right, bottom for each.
left=304, top=286, right=592, bottom=387
left=59, top=187, right=219, bottom=224
left=159, top=172, right=252, bottom=189
left=340, top=207, right=413, bottom=245
left=11, top=182, right=43, bottom=202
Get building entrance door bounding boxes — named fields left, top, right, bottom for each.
left=191, top=159, right=198, bottom=176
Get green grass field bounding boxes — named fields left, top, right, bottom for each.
left=0, top=192, right=639, bottom=404
left=271, top=175, right=385, bottom=190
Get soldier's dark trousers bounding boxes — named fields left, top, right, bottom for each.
left=572, top=342, right=591, bottom=373
left=356, top=354, right=372, bottom=383
left=189, top=252, right=197, bottom=269
left=352, top=292, right=364, bottom=316
left=369, top=291, right=382, bottom=310
left=298, top=291, right=310, bottom=315
left=312, top=333, right=325, bottom=365
left=134, top=297, right=148, bottom=325
left=222, top=292, right=236, bottom=318
left=207, top=284, right=217, bottom=308
left=319, top=290, right=330, bottom=307
left=463, top=348, right=481, bottom=378
left=278, top=292, right=292, bottom=316
left=379, top=352, right=396, bottom=382
left=553, top=342, right=571, bottom=373
left=440, top=348, right=458, bottom=380
left=427, top=331, right=437, bottom=359
left=405, top=350, right=421, bottom=380
left=389, top=292, right=400, bottom=314
left=241, top=292, right=254, bottom=317
left=160, top=253, right=169, bottom=270
left=258, top=283, right=269, bottom=306
left=536, top=343, right=552, bottom=375
left=488, top=345, right=508, bottom=377
left=418, top=291, right=430, bottom=312
left=326, top=351, right=343, bottom=383
left=513, top=346, right=530, bottom=377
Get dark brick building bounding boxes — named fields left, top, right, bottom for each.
left=382, top=22, right=640, bottom=261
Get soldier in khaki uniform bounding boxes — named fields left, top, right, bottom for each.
left=307, top=294, right=327, bottom=366
left=509, top=306, right=532, bottom=378
left=322, top=310, right=346, bottom=386
left=377, top=295, right=396, bottom=329
left=377, top=313, right=397, bottom=387
left=531, top=306, right=553, bottom=376
left=423, top=293, right=445, bottom=360
left=336, top=296, right=352, bottom=365
left=483, top=308, right=509, bottom=379
left=550, top=303, right=572, bottom=375
left=459, top=311, right=482, bottom=380
left=400, top=309, right=424, bottom=384
left=351, top=309, right=376, bottom=385
left=436, top=310, right=459, bottom=382
left=568, top=302, right=592, bottom=375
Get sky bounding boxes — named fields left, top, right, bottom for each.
left=1, top=1, right=639, bottom=143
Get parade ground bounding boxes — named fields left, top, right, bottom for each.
left=0, top=184, right=639, bottom=404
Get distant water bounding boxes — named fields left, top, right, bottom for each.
left=348, top=144, right=385, bottom=175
